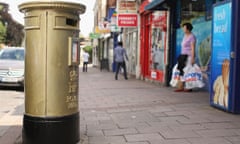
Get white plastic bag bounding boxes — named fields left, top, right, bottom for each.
left=184, top=64, right=205, bottom=89
left=170, top=64, right=180, bottom=87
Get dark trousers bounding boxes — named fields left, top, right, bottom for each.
left=177, top=54, right=188, bottom=76
left=115, top=61, right=128, bottom=80
left=83, top=62, right=88, bottom=72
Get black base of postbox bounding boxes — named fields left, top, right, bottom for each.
left=22, top=112, right=79, bottom=144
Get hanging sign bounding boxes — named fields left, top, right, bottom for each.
left=118, top=0, right=137, bottom=13
left=89, top=33, right=101, bottom=39
left=118, top=14, right=138, bottom=27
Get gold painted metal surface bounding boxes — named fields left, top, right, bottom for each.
left=19, top=1, right=86, bottom=15
left=19, top=1, right=85, bottom=117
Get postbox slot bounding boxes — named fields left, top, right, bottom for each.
left=55, top=16, right=78, bottom=30
left=66, top=18, right=78, bottom=26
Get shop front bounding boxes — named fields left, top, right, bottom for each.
left=140, top=0, right=169, bottom=84
left=141, top=0, right=229, bottom=88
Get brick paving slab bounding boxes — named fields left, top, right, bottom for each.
left=201, top=122, right=237, bottom=129
left=225, top=136, right=240, bottom=144
left=149, top=139, right=191, bottom=144
left=88, top=136, right=126, bottom=144
left=168, top=124, right=205, bottom=131
left=126, top=142, right=149, bottom=144
left=87, top=129, right=104, bottom=137
left=195, top=129, right=237, bottom=137
left=136, top=126, right=170, bottom=134
left=158, top=127, right=201, bottom=139
left=117, top=122, right=149, bottom=129
left=187, top=137, right=233, bottom=144
left=104, top=128, right=138, bottom=136
left=124, top=133, right=164, bottom=142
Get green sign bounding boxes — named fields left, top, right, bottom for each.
left=89, top=33, right=101, bottom=39
left=110, top=25, right=121, bottom=32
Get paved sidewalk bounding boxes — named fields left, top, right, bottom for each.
left=1, top=67, right=240, bottom=144
left=79, top=67, right=240, bottom=144
left=0, top=90, right=24, bottom=144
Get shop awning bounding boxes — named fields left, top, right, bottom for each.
left=145, top=0, right=168, bottom=11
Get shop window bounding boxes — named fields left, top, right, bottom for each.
left=181, top=0, right=226, bottom=22
left=181, top=0, right=206, bottom=22
left=150, top=11, right=167, bottom=71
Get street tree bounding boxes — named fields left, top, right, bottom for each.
left=0, top=3, right=24, bottom=46
left=0, top=21, right=6, bottom=43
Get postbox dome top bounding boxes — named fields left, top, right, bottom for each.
left=19, top=0, right=84, bottom=3
left=19, top=0, right=86, bottom=14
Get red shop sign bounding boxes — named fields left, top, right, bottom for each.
left=118, top=14, right=138, bottom=27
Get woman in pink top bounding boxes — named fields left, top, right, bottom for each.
left=175, top=23, right=196, bottom=92
left=181, top=23, right=196, bottom=64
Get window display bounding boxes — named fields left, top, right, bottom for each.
left=150, top=11, right=167, bottom=71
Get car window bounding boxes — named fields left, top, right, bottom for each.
left=15, top=50, right=25, bottom=60
left=0, top=49, right=25, bottom=61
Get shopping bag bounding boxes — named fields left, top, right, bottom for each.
left=184, top=64, right=205, bottom=89
left=170, top=64, right=180, bottom=87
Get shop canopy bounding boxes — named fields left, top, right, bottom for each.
left=145, top=0, right=168, bottom=11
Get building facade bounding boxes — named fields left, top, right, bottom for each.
left=140, top=0, right=226, bottom=87
left=92, top=0, right=141, bottom=76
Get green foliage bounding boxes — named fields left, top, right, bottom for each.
left=0, top=4, right=24, bottom=46
left=0, top=21, right=6, bottom=43
left=83, top=45, right=93, bottom=54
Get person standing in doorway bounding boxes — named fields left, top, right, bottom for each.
left=175, top=22, right=196, bottom=92
left=82, top=49, right=89, bottom=72
left=114, top=41, right=128, bottom=80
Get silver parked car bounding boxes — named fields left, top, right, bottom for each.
left=0, top=47, right=25, bottom=87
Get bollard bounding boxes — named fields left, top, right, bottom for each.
left=19, top=1, right=85, bottom=144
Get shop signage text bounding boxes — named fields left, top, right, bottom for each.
left=118, top=14, right=138, bottom=27
left=118, top=0, right=137, bottom=13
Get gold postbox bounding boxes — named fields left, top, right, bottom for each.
left=19, top=1, right=85, bottom=144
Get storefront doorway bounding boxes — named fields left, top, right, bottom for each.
left=140, top=10, right=168, bottom=84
